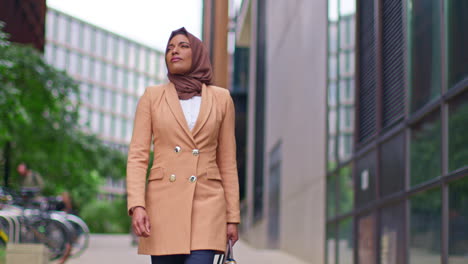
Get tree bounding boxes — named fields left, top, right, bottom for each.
left=0, top=22, right=126, bottom=209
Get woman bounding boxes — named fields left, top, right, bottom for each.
left=126, top=27, right=240, bottom=264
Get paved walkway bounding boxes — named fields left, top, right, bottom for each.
left=64, top=234, right=310, bottom=264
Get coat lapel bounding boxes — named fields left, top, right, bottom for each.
left=164, top=83, right=197, bottom=146
left=191, top=84, right=213, bottom=138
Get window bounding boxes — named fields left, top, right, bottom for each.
left=116, top=93, right=123, bottom=114
left=358, top=214, right=375, bottom=264
left=117, top=39, right=127, bottom=65
left=105, top=89, right=113, bottom=111
left=94, top=60, right=102, bottom=82
left=409, top=0, right=442, bottom=112
left=81, top=56, right=90, bottom=77
left=46, top=12, right=56, bottom=39
left=128, top=43, right=136, bottom=69
left=139, top=47, right=147, bottom=72
left=127, top=71, right=135, bottom=92
left=449, top=177, right=468, bottom=262
left=126, top=119, right=133, bottom=142
left=379, top=203, right=405, bottom=264
left=106, top=64, right=113, bottom=84
left=70, top=21, right=81, bottom=47
left=95, top=31, right=104, bottom=57
left=106, top=35, right=115, bottom=60
left=56, top=15, right=68, bottom=44
left=99, top=87, right=106, bottom=108
left=67, top=52, right=78, bottom=74
left=79, top=83, right=88, bottom=102
left=448, top=90, right=468, bottom=171
left=121, top=118, right=127, bottom=139
left=327, top=175, right=336, bottom=219
left=338, top=165, right=353, bottom=214
left=410, top=111, right=441, bottom=186
left=44, top=44, right=54, bottom=65
left=98, top=113, right=105, bottom=134
left=328, top=81, right=337, bottom=106
left=116, top=68, right=124, bottom=89
left=356, top=151, right=376, bottom=207
left=149, top=51, right=157, bottom=74
left=110, top=117, right=116, bottom=137
left=115, top=118, right=122, bottom=139
left=380, top=133, right=405, bottom=196
left=158, top=56, right=167, bottom=79
left=338, top=218, right=353, bottom=264
left=92, top=85, right=100, bottom=106
left=55, top=47, right=66, bottom=70
left=329, top=56, right=338, bottom=79
left=104, top=115, right=111, bottom=136
left=138, top=75, right=146, bottom=94
left=83, top=26, right=92, bottom=52
left=446, top=0, right=468, bottom=89
left=121, top=94, right=128, bottom=114
left=410, top=188, right=441, bottom=263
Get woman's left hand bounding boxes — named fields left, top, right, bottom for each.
left=227, top=223, right=239, bottom=245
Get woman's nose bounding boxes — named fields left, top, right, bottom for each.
left=171, top=47, right=179, bottom=55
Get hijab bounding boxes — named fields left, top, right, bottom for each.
left=166, top=27, right=213, bottom=100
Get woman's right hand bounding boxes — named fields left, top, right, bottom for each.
left=132, top=207, right=151, bottom=237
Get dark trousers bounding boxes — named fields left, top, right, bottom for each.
left=151, top=250, right=216, bottom=264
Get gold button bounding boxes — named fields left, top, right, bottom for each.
left=169, top=174, right=176, bottom=182
left=192, top=149, right=199, bottom=156
left=189, top=175, right=197, bottom=183
left=174, top=146, right=181, bottom=153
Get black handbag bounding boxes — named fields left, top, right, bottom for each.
left=216, top=240, right=237, bottom=264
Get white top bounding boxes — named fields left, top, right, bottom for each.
left=179, top=96, right=202, bottom=131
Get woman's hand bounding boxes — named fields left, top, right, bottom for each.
left=132, top=207, right=151, bottom=237
left=227, top=223, right=239, bottom=245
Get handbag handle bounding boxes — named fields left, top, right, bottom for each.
left=217, top=239, right=234, bottom=264
left=226, top=239, right=234, bottom=259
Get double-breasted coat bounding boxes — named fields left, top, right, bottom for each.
left=126, top=82, right=241, bottom=256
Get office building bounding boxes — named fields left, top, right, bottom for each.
left=44, top=8, right=167, bottom=197
left=235, top=0, right=468, bottom=263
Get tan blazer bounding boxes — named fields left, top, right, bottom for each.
left=126, top=82, right=241, bottom=256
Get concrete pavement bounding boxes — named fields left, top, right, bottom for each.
left=64, top=234, right=310, bottom=264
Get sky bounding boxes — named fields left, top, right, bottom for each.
left=47, top=0, right=203, bottom=51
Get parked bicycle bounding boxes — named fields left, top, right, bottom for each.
left=0, top=187, right=90, bottom=261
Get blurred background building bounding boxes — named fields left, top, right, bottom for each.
left=42, top=8, right=167, bottom=199
left=228, top=0, right=468, bottom=263
left=44, top=8, right=167, bottom=152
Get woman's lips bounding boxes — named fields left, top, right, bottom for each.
left=171, top=57, right=182, bottom=62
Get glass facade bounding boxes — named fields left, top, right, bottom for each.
left=44, top=8, right=166, bottom=150
left=326, top=0, right=468, bottom=263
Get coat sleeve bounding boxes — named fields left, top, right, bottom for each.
left=126, top=87, right=152, bottom=216
left=216, top=90, right=241, bottom=224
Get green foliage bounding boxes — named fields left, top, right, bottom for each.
left=80, top=198, right=131, bottom=233
left=0, top=22, right=126, bottom=211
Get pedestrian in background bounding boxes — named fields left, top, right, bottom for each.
left=126, top=27, right=240, bottom=264
left=17, top=162, right=44, bottom=190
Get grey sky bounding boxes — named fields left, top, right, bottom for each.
left=47, top=0, right=203, bottom=51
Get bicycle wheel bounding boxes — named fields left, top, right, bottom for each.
left=29, top=217, right=74, bottom=261
left=64, top=214, right=90, bottom=258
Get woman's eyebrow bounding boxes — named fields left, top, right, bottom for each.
left=178, top=41, right=190, bottom=45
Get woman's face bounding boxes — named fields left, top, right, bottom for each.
left=166, top=34, right=192, bottom=75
